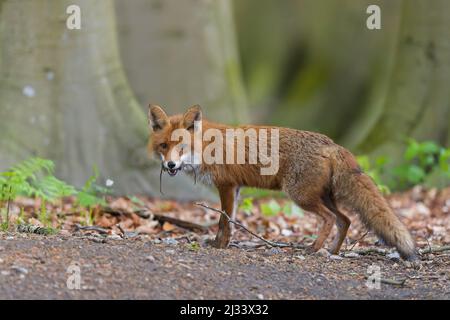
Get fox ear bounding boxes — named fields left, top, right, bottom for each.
left=148, top=104, right=169, bottom=131
left=183, top=105, right=202, bottom=130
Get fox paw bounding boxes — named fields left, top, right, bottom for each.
left=304, top=245, right=319, bottom=255
left=403, top=257, right=422, bottom=270
left=204, top=237, right=229, bottom=249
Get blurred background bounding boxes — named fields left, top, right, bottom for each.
left=0, top=0, right=449, bottom=199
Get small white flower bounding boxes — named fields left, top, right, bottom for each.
left=105, top=179, right=114, bottom=187
left=23, top=85, right=35, bottom=97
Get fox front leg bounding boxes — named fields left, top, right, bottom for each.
left=212, top=185, right=239, bottom=248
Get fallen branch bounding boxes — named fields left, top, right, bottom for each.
left=196, top=202, right=299, bottom=249
left=102, top=207, right=152, bottom=219
left=350, top=247, right=388, bottom=255
left=133, top=209, right=152, bottom=219
left=153, top=213, right=210, bottom=232
left=74, top=224, right=109, bottom=234
left=102, top=207, right=126, bottom=216
left=102, top=206, right=212, bottom=232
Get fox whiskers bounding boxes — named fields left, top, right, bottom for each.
left=182, top=163, right=197, bottom=185
left=160, top=163, right=197, bottom=195
left=159, top=164, right=165, bottom=195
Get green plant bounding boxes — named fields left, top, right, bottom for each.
left=129, top=196, right=145, bottom=207
left=239, top=197, right=254, bottom=216
left=38, top=199, right=50, bottom=227
left=0, top=158, right=77, bottom=229
left=0, top=158, right=112, bottom=229
left=357, top=139, right=450, bottom=192
left=259, top=199, right=303, bottom=217
left=17, top=207, right=26, bottom=225
left=75, top=166, right=112, bottom=226
left=240, top=187, right=286, bottom=199
left=187, top=241, right=200, bottom=251
left=0, top=157, right=77, bottom=203
left=260, top=199, right=282, bottom=217
left=75, top=166, right=109, bottom=208
left=282, top=202, right=303, bottom=217
left=392, top=139, right=450, bottom=190
left=0, top=220, right=9, bottom=231
left=356, top=155, right=390, bottom=194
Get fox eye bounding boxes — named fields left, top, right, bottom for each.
left=160, top=143, right=168, bottom=149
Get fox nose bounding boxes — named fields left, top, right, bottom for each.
left=167, top=161, right=176, bottom=169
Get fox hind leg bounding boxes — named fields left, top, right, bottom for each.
left=322, top=196, right=351, bottom=254
left=307, top=203, right=336, bottom=252
left=290, top=195, right=336, bottom=253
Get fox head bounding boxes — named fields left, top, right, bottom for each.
left=147, top=104, right=202, bottom=176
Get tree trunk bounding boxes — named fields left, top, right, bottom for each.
left=115, top=0, right=248, bottom=124
left=357, top=0, right=450, bottom=157
left=233, top=0, right=403, bottom=143
left=0, top=0, right=215, bottom=200
left=232, top=0, right=300, bottom=119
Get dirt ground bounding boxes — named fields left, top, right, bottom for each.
left=0, top=233, right=449, bottom=300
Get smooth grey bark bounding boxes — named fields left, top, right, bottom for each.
left=358, top=0, right=450, bottom=157
left=233, top=0, right=402, bottom=145
left=0, top=0, right=215, bottom=200
left=115, top=0, right=248, bottom=124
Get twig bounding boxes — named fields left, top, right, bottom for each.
left=196, top=202, right=295, bottom=248
left=116, top=223, right=126, bottom=238
left=419, top=245, right=450, bottom=255
left=229, top=240, right=267, bottom=249
left=346, top=245, right=450, bottom=258
left=348, top=231, right=369, bottom=251
left=380, top=277, right=407, bottom=286
left=365, top=275, right=406, bottom=286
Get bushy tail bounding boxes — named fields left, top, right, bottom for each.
left=331, top=149, right=418, bottom=261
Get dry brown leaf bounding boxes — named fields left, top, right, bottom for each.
left=162, top=222, right=176, bottom=232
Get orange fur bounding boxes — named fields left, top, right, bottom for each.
left=147, top=105, right=418, bottom=261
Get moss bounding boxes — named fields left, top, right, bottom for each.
left=225, top=59, right=248, bottom=124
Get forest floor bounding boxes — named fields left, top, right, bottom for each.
left=0, top=186, right=449, bottom=299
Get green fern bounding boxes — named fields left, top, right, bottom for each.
left=0, top=157, right=77, bottom=203
left=0, top=157, right=113, bottom=230
left=33, top=175, right=77, bottom=201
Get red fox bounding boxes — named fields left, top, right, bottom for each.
left=147, top=104, right=418, bottom=261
